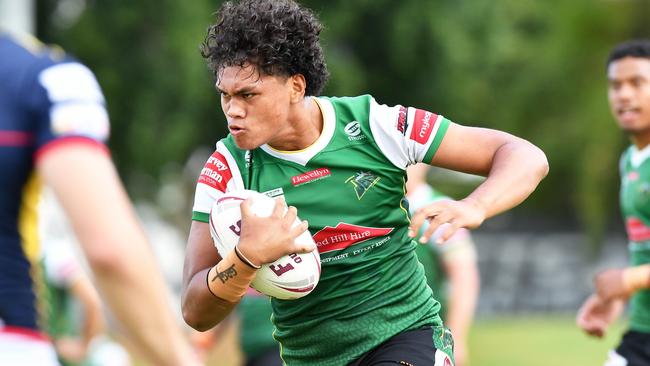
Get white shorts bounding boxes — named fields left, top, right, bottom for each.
left=0, top=328, right=59, bottom=366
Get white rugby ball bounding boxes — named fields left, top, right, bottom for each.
left=209, top=189, right=321, bottom=300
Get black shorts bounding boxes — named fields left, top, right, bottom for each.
left=245, top=347, right=283, bottom=366
left=349, top=326, right=454, bottom=366
left=611, top=330, right=650, bottom=366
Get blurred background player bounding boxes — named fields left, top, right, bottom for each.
left=236, top=290, right=282, bottom=366
left=576, top=39, right=650, bottom=366
left=407, top=163, right=480, bottom=366
left=0, top=31, right=198, bottom=365
left=39, top=188, right=131, bottom=366
left=190, top=289, right=281, bottom=366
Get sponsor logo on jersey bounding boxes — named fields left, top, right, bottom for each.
left=292, top=168, right=331, bottom=186
left=245, top=150, right=252, bottom=168
left=312, top=222, right=393, bottom=254
left=409, top=109, right=438, bottom=144
left=344, top=121, right=366, bottom=141
left=198, top=151, right=232, bottom=192
left=626, top=217, right=650, bottom=242
left=626, top=170, right=640, bottom=182
left=346, top=171, right=380, bottom=199
left=397, top=106, right=408, bottom=135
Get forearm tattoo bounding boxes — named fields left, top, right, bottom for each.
left=211, top=264, right=238, bottom=284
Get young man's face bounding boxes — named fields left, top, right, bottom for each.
left=608, top=56, right=650, bottom=134
left=217, top=64, right=293, bottom=150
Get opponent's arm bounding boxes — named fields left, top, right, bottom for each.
left=411, top=123, right=548, bottom=243
left=37, top=144, right=198, bottom=366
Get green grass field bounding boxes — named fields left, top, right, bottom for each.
left=469, top=316, right=625, bottom=366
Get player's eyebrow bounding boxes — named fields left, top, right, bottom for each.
left=216, top=85, right=258, bottom=96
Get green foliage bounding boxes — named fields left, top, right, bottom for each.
left=38, top=0, right=226, bottom=199
left=37, top=0, right=650, bottom=245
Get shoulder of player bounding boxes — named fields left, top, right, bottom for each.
left=318, top=94, right=379, bottom=135
left=2, top=33, right=74, bottom=71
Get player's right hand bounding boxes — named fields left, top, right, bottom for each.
left=409, top=198, right=485, bottom=245
left=237, top=197, right=313, bottom=266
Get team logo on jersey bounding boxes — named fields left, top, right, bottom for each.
left=292, top=168, right=331, bottom=186
left=312, top=222, right=393, bottom=254
left=245, top=150, right=252, bottom=168
left=409, top=109, right=438, bottom=144
left=346, top=171, right=380, bottom=200
left=344, top=121, right=366, bottom=141
left=198, top=151, right=232, bottom=192
left=396, top=106, right=408, bottom=135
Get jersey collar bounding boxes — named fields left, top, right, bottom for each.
left=259, top=97, right=335, bottom=166
left=631, top=144, right=650, bottom=168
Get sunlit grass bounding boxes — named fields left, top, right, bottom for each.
left=469, top=315, right=625, bottom=366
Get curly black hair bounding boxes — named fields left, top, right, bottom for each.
left=201, top=0, right=329, bottom=96
left=607, top=39, right=650, bottom=67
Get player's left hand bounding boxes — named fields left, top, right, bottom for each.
left=409, top=198, right=485, bottom=244
left=594, top=268, right=629, bottom=301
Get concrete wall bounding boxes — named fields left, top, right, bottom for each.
left=474, top=231, right=628, bottom=315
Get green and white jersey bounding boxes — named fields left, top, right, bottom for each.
left=620, top=145, right=650, bottom=333
left=192, top=95, right=450, bottom=365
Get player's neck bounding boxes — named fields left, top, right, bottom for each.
left=631, top=131, right=650, bottom=150
left=270, top=97, right=323, bottom=151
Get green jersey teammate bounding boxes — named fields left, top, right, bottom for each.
left=406, top=164, right=479, bottom=366
left=577, top=39, right=650, bottom=366
left=180, top=1, right=548, bottom=365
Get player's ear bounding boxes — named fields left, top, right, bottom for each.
left=288, top=73, right=307, bottom=103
